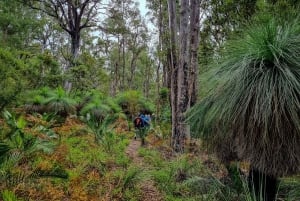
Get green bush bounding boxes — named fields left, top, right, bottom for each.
left=1, top=190, right=22, bottom=201
left=116, top=90, right=155, bottom=117
left=0, top=111, right=58, bottom=159
left=0, top=48, right=25, bottom=111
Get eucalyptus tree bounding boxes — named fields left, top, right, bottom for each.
left=188, top=18, right=300, bottom=201
left=104, top=0, right=137, bottom=93
left=23, top=0, right=103, bottom=60
left=135, top=50, right=154, bottom=98
left=146, top=0, right=172, bottom=121
left=22, top=0, right=105, bottom=90
left=126, top=10, right=148, bottom=90
left=146, top=0, right=170, bottom=89
left=167, top=0, right=201, bottom=152
left=104, top=0, right=148, bottom=95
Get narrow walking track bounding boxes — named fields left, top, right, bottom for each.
left=125, top=139, right=163, bottom=201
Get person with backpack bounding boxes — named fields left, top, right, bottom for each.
left=133, top=112, right=151, bottom=144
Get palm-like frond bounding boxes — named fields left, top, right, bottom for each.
left=187, top=18, right=300, bottom=176
left=43, top=87, right=76, bottom=117
left=24, top=95, right=46, bottom=114
left=81, top=99, right=112, bottom=122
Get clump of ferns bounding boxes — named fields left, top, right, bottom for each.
left=0, top=111, right=62, bottom=187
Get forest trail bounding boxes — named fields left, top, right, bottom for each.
left=125, top=139, right=163, bottom=201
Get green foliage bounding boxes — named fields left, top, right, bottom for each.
left=121, top=166, right=141, bottom=190
left=0, top=0, right=40, bottom=49
left=80, top=91, right=124, bottom=145
left=69, top=52, right=108, bottom=93
left=256, top=0, right=300, bottom=21
left=43, top=86, right=76, bottom=118
left=24, top=86, right=76, bottom=122
left=149, top=155, right=205, bottom=199
left=279, top=178, right=300, bottom=201
left=188, top=17, right=300, bottom=176
left=33, top=163, right=68, bottom=179
left=23, top=51, right=63, bottom=88
left=24, top=95, right=46, bottom=114
left=24, top=87, right=53, bottom=114
left=65, top=136, right=108, bottom=176
left=138, top=147, right=164, bottom=168
left=80, top=91, right=121, bottom=122
left=110, top=166, right=141, bottom=199
left=1, top=190, right=22, bottom=201
left=0, top=48, right=25, bottom=111
left=159, top=87, right=169, bottom=103
left=117, top=90, right=155, bottom=117
left=0, top=111, right=58, bottom=170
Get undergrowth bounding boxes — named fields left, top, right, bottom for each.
left=1, top=111, right=299, bottom=201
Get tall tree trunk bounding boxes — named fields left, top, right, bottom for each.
left=168, top=0, right=200, bottom=152
left=156, top=0, right=163, bottom=122
left=117, top=35, right=122, bottom=91
left=71, top=33, right=80, bottom=61
left=121, top=36, right=126, bottom=91
left=128, top=55, right=135, bottom=89
left=168, top=0, right=180, bottom=152
left=120, top=0, right=126, bottom=92
left=156, top=60, right=161, bottom=123
left=144, top=58, right=151, bottom=98
left=188, top=0, right=200, bottom=108
left=173, top=0, right=190, bottom=153
left=110, top=61, right=119, bottom=97
left=64, top=33, right=81, bottom=91
left=166, top=50, right=172, bottom=89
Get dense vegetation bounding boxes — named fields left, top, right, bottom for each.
left=0, top=0, right=300, bottom=200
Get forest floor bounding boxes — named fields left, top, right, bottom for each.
left=126, top=139, right=163, bottom=201
left=1, top=115, right=300, bottom=201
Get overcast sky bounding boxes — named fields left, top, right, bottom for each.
left=138, top=0, right=147, bottom=17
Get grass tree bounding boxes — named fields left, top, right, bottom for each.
left=187, top=17, right=300, bottom=201
left=43, top=87, right=76, bottom=118
left=80, top=93, right=123, bottom=144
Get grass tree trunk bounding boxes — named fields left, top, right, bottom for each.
left=248, top=167, right=278, bottom=201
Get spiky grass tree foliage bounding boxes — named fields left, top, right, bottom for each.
left=80, top=93, right=123, bottom=143
left=43, top=87, right=76, bottom=117
left=24, top=95, right=45, bottom=114
left=24, top=87, right=53, bottom=114
left=187, top=18, right=300, bottom=178
left=80, top=92, right=122, bottom=123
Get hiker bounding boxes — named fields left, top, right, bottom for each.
left=139, top=113, right=150, bottom=127
left=133, top=113, right=151, bottom=144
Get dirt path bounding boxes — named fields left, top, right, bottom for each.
left=125, top=139, right=163, bottom=201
